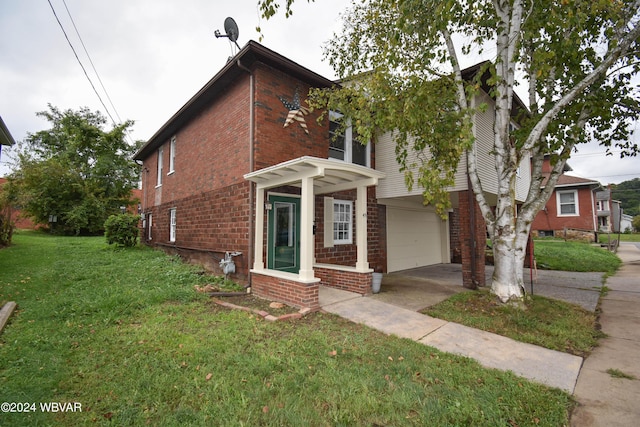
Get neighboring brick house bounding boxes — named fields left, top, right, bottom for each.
left=0, top=178, right=142, bottom=230
left=0, top=178, right=36, bottom=230
left=531, top=157, right=602, bottom=241
left=134, top=42, right=532, bottom=309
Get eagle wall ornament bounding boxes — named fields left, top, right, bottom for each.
left=279, top=88, right=310, bottom=134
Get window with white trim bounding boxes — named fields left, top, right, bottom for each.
left=156, top=148, right=163, bottom=186
left=329, top=111, right=369, bottom=167
left=148, top=213, right=153, bottom=240
left=333, top=200, right=353, bottom=244
left=168, top=136, right=176, bottom=174
left=169, top=208, right=176, bottom=242
left=557, top=190, right=578, bottom=216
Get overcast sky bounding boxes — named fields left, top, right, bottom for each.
left=1, top=0, right=638, bottom=185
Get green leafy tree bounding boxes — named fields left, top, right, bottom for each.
left=259, top=0, right=640, bottom=303
left=633, top=215, right=640, bottom=232
left=611, top=178, right=640, bottom=217
left=9, top=105, right=140, bottom=235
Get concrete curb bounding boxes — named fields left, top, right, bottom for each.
left=0, top=301, right=17, bottom=335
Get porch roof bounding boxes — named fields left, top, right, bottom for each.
left=244, top=156, right=385, bottom=194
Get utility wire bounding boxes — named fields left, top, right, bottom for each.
left=61, top=0, right=123, bottom=124
left=59, top=0, right=135, bottom=145
left=47, top=0, right=118, bottom=127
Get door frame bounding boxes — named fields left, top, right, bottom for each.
left=267, top=194, right=301, bottom=273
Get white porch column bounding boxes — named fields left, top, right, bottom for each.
left=355, top=185, right=369, bottom=271
left=298, top=176, right=315, bottom=281
left=253, top=186, right=265, bottom=270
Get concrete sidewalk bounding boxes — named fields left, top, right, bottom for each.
left=571, top=242, right=640, bottom=426
left=320, top=286, right=583, bottom=393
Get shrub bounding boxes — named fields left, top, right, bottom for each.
left=104, top=213, right=140, bottom=247
left=0, top=212, right=13, bottom=247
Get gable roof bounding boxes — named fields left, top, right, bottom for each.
left=460, top=61, right=529, bottom=120
left=555, top=174, right=601, bottom=187
left=134, top=41, right=336, bottom=160
left=544, top=173, right=601, bottom=190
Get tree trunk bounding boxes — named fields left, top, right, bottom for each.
left=491, top=233, right=526, bottom=303
left=490, top=197, right=534, bottom=303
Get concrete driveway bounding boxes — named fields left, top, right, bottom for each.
left=370, top=263, right=605, bottom=312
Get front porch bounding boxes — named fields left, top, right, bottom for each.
left=244, top=156, right=385, bottom=309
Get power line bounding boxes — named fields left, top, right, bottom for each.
left=47, top=0, right=117, bottom=127
left=591, top=172, right=640, bottom=179
left=61, top=0, right=123, bottom=124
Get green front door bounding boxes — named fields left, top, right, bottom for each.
left=267, top=195, right=301, bottom=273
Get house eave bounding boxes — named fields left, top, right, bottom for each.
left=551, top=181, right=601, bottom=189
left=0, top=116, right=16, bottom=147
left=134, top=41, right=336, bottom=161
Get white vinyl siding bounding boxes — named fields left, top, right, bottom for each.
left=473, top=91, right=499, bottom=196
left=375, top=89, right=530, bottom=202
left=375, top=132, right=428, bottom=199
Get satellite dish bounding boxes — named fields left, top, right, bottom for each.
left=224, top=17, right=239, bottom=43
left=215, top=17, right=240, bottom=50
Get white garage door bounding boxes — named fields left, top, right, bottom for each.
left=386, top=207, right=443, bottom=272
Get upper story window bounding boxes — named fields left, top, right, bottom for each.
left=557, top=190, right=579, bottom=216
left=596, top=200, right=609, bottom=212
left=168, top=136, right=176, bottom=174
left=156, top=148, right=164, bottom=187
left=329, top=111, right=370, bottom=167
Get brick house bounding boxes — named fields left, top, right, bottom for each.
left=531, top=157, right=602, bottom=241
left=134, top=42, right=531, bottom=309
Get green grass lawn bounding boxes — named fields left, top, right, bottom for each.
left=0, top=231, right=572, bottom=426
left=598, top=233, right=640, bottom=243
left=423, top=289, right=602, bottom=357
left=533, top=239, right=621, bottom=274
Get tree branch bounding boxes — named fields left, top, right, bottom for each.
left=523, top=3, right=640, bottom=152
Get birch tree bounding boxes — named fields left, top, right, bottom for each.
left=260, top=0, right=640, bottom=303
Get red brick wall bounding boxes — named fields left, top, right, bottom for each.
left=139, top=58, right=386, bottom=297
left=144, top=181, right=252, bottom=281
left=315, top=267, right=373, bottom=295
left=458, top=189, right=486, bottom=288
left=531, top=187, right=596, bottom=233
left=141, top=76, right=251, bottom=211
left=312, top=187, right=384, bottom=271
left=449, top=209, right=462, bottom=263
left=253, top=64, right=329, bottom=169
left=251, top=273, right=319, bottom=310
